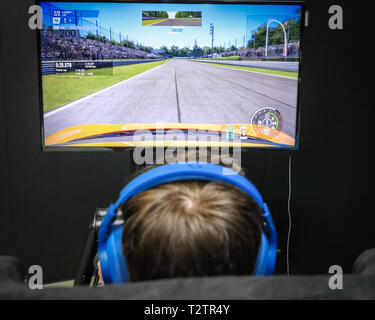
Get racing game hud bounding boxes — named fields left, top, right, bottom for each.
left=40, top=2, right=303, bottom=149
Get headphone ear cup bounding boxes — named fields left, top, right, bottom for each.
left=265, top=238, right=277, bottom=275
left=253, top=232, right=270, bottom=275
left=99, top=226, right=130, bottom=284
left=262, top=203, right=277, bottom=275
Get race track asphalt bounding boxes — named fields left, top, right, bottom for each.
left=44, top=59, right=298, bottom=138
left=151, top=18, right=201, bottom=26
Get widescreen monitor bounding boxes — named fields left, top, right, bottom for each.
left=39, top=1, right=304, bottom=149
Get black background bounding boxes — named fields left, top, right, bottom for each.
left=0, top=0, right=373, bottom=282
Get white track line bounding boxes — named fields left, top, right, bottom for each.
left=44, top=61, right=171, bottom=118
left=192, top=60, right=299, bottom=80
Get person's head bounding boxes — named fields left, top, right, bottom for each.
left=118, top=152, right=263, bottom=282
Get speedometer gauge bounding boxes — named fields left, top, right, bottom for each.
left=251, top=107, right=283, bottom=139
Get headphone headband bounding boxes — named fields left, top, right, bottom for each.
left=99, top=163, right=264, bottom=244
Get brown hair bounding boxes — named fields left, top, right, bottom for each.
left=121, top=152, right=262, bottom=281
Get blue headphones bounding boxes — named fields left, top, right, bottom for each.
left=98, top=163, right=277, bottom=284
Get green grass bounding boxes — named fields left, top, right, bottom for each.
left=201, top=55, right=242, bottom=61
left=142, top=19, right=168, bottom=26
left=42, top=60, right=170, bottom=113
left=194, top=61, right=298, bottom=78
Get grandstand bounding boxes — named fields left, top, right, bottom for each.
left=202, top=41, right=300, bottom=59
left=40, top=30, right=161, bottom=61
left=40, top=2, right=160, bottom=64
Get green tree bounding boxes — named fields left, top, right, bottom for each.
left=250, top=15, right=301, bottom=49
left=175, top=11, right=201, bottom=18
left=192, top=45, right=203, bottom=57
left=143, top=11, right=168, bottom=19
left=86, top=32, right=108, bottom=43
left=121, top=39, right=135, bottom=49
left=170, top=45, right=179, bottom=57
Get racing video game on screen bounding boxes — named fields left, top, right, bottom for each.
left=40, top=2, right=303, bottom=149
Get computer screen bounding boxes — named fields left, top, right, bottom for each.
left=39, top=1, right=304, bottom=149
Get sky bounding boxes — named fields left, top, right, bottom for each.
left=43, top=2, right=301, bottom=49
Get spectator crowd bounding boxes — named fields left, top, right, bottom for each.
left=40, top=30, right=161, bottom=60
left=204, top=41, right=300, bottom=59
